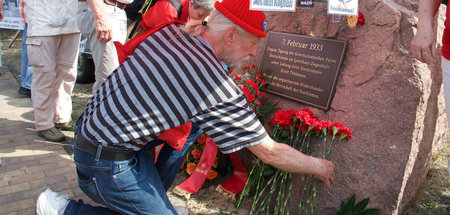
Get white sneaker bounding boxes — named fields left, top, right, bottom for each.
left=36, top=188, right=70, bottom=215
left=174, top=206, right=189, bottom=215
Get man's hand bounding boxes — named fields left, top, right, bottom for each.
left=95, top=16, right=113, bottom=42
left=87, top=0, right=113, bottom=42
left=313, top=157, right=335, bottom=189
left=248, top=138, right=336, bottom=189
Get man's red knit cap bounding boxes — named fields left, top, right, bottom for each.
left=214, top=0, right=268, bottom=37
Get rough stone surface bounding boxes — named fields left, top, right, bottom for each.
left=248, top=1, right=448, bottom=214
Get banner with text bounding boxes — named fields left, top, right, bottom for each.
left=328, top=0, right=358, bottom=15
left=250, top=0, right=296, bottom=12
left=0, top=0, right=24, bottom=30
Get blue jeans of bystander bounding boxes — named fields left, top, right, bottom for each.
left=20, top=24, right=33, bottom=90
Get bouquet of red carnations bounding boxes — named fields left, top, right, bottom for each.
left=237, top=108, right=352, bottom=215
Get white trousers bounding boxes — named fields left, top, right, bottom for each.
left=76, top=2, right=127, bottom=93
left=27, top=33, right=81, bottom=131
left=441, top=56, right=450, bottom=129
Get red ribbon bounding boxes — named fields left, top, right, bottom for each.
left=174, top=136, right=248, bottom=198
left=176, top=136, right=218, bottom=194
left=217, top=152, right=248, bottom=195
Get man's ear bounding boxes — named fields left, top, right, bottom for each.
left=223, top=26, right=239, bottom=45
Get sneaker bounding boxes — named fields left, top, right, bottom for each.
left=54, top=122, right=75, bottom=131
left=174, top=206, right=189, bottom=215
left=36, top=188, right=70, bottom=215
left=38, top=127, right=66, bottom=142
left=18, top=87, right=31, bottom=98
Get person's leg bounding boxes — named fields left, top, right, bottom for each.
left=88, top=4, right=126, bottom=93
left=442, top=56, right=450, bottom=129
left=68, top=138, right=177, bottom=214
left=156, top=124, right=204, bottom=190
left=20, top=24, right=33, bottom=90
left=53, top=33, right=80, bottom=124
left=28, top=35, right=58, bottom=131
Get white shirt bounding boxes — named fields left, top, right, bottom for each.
left=24, top=0, right=80, bottom=36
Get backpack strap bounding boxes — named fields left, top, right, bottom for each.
left=167, top=0, right=183, bottom=19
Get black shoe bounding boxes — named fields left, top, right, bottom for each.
left=18, top=87, right=31, bottom=98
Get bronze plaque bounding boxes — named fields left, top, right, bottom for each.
left=259, top=31, right=347, bottom=110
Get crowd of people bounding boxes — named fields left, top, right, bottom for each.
left=0, top=0, right=440, bottom=214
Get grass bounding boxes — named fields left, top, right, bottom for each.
left=402, top=139, right=450, bottom=215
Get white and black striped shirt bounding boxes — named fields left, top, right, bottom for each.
left=78, top=24, right=269, bottom=154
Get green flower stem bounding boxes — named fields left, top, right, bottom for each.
left=331, top=139, right=343, bottom=162
left=298, top=174, right=311, bottom=214
left=310, top=7, right=327, bottom=37
left=289, top=118, right=298, bottom=146
left=250, top=162, right=269, bottom=214
left=310, top=178, right=322, bottom=215
left=237, top=159, right=261, bottom=209
left=250, top=168, right=281, bottom=214
left=264, top=172, right=281, bottom=215
left=331, top=16, right=350, bottom=39
left=325, top=15, right=331, bottom=37
left=275, top=171, right=290, bottom=214
left=293, top=123, right=304, bottom=149
left=282, top=173, right=294, bottom=215
left=322, top=135, right=327, bottom=159
left=291, top=12, right=303, bottom=35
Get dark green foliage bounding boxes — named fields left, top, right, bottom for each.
left=337, top=195, right=381, bottom=215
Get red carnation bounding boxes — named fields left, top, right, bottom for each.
left=295, top=108, right=314, bottom=122
left=261, top=92, right=266, bottom=99
left=332, top=121, right=343, bottom=129
left=246, top=79, right=259, bottom=91
left=241, top=87, right=250, bottom=97
left=256, top=99, right=262, bottom=106
left=321, top=120, right=333, bottom=133
left=257, top=73, right=263, bottom=78
left=191, top=149, right=203, bottom=160
left=286, top=109, right=297, bottom=119
left=244, top=66, right=250, bottom=70
left=338, top=126, right=353, bottom=140
left=312, top=120, right=324, bottom=132
left=274, top=110, right=290, bottom=127
left=357, top=12, right=365, bottom=26
left=305, top=116, right=318, bottom=127
left=268, top=118, right=276, bottom=126
left=247, top=94, right=256, bottom=102
left=250, top=63, right=256, bottom=68
left=256, top=78, right=267, bottom=85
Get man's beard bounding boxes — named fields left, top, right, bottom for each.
left=222, top=44, right=251, bottom=71
left=227, top=56, right=250, bottom=70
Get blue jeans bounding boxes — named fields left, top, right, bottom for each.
left=64, top=124, right=203, bottom=214
left=20, top=24, right=34, bottom=90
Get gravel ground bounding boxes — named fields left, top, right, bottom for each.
left=1, top=28, right=448, bottom=215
